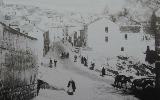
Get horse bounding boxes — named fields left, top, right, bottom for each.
left=114, top=75, right=133, bottom=89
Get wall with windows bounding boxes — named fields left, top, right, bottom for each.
left=87, top=17, right=121, bottom=57
left=87, top=18, right=154, bottom=61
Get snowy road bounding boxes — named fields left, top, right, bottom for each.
left=33, top=59, right=138, bottom=100
left=61, top=59, right=113, bottom=84
left=33, top=42, right=139, bottom=100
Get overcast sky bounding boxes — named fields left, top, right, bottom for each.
left=5, top=0, right=126, bottom=13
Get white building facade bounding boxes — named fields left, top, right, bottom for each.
left=84, top=17, right=154, bottom=66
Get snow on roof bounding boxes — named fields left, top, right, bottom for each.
left=87, top=17, right=119, bottom=31
left=28, top=26, right=43, bottom=39
left=27, top=13, right=40, bottom=20
left=9, top=19, right=20, bottom=26
left=20, top=23, right=34, bottom=33
left=0, top=22, right=37, bottom=40
left=2, top=7, right=16, bottom=15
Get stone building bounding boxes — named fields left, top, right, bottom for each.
left=0, top=22, right=38, bottom=100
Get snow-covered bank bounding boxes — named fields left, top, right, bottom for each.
left=33, top=41, right=139, bottom=100
left=34, top=59, right=138, bottom=100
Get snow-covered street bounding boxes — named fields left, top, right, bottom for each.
left=1, top=0, right=159, bottom=100
left=33, top=42, right=138, bottom=100
left=33, top=62, right=137, bottom=100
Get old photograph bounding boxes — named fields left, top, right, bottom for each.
left=0, top=0, right=160, bottom=100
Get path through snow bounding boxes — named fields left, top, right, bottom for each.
left=33, top=41, right=139, bottom=100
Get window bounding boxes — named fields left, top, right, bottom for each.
left=105, top=27, right=108, bottom=33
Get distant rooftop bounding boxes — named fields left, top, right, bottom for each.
left=0, top=22, right=37, bottom=40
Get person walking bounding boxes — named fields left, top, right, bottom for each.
left=67, top=79, right=76, bottom=95
left=66, top=52, right=69, bottom=58
left=74, top=55, right=77, bottom=62
left=84, top=57, right=88, bottom=67
left=90, top=61, right=95, bottom=70
left=81, top=56, right=84, bottom=64
left=54, top=59, right=57, bottom=68
left=145, top=46, right=150, bottom=62
left=101, top=67, right=106, bottom=77
left=49, top=58, right=53, bottom=68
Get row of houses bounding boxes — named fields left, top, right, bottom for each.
left=66, top=18, right=145, bottom=47
left=66, top=17, right=155, bottom=62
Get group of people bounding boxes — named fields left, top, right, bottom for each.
left=61, top=52, right=69, bottom=59
left=142, top=35, right=150, bottom=41
left=49, top=58, right=58, bottom=68
left=81, top=56, right=106, bottom=77
left=81, top=56, right=88, bottom=66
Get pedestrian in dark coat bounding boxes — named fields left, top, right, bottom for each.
left=54, top=59, right=57, bottom=67
left=49, top=58, right=53, bottom=68
left=84, top=57, right=88, bottom=67
left=145, top=46, right=150, bottom=62
left=74, top=55, right=77, bottom=62
left=66, top=52, right=69, bottom=58
left=90, top=62, right=95, bottom=70
left=81, top=56, right=84, bottom=64
left=101, top=67, right=106, bottom=77
left=67, top=79, right=76, bottom=95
